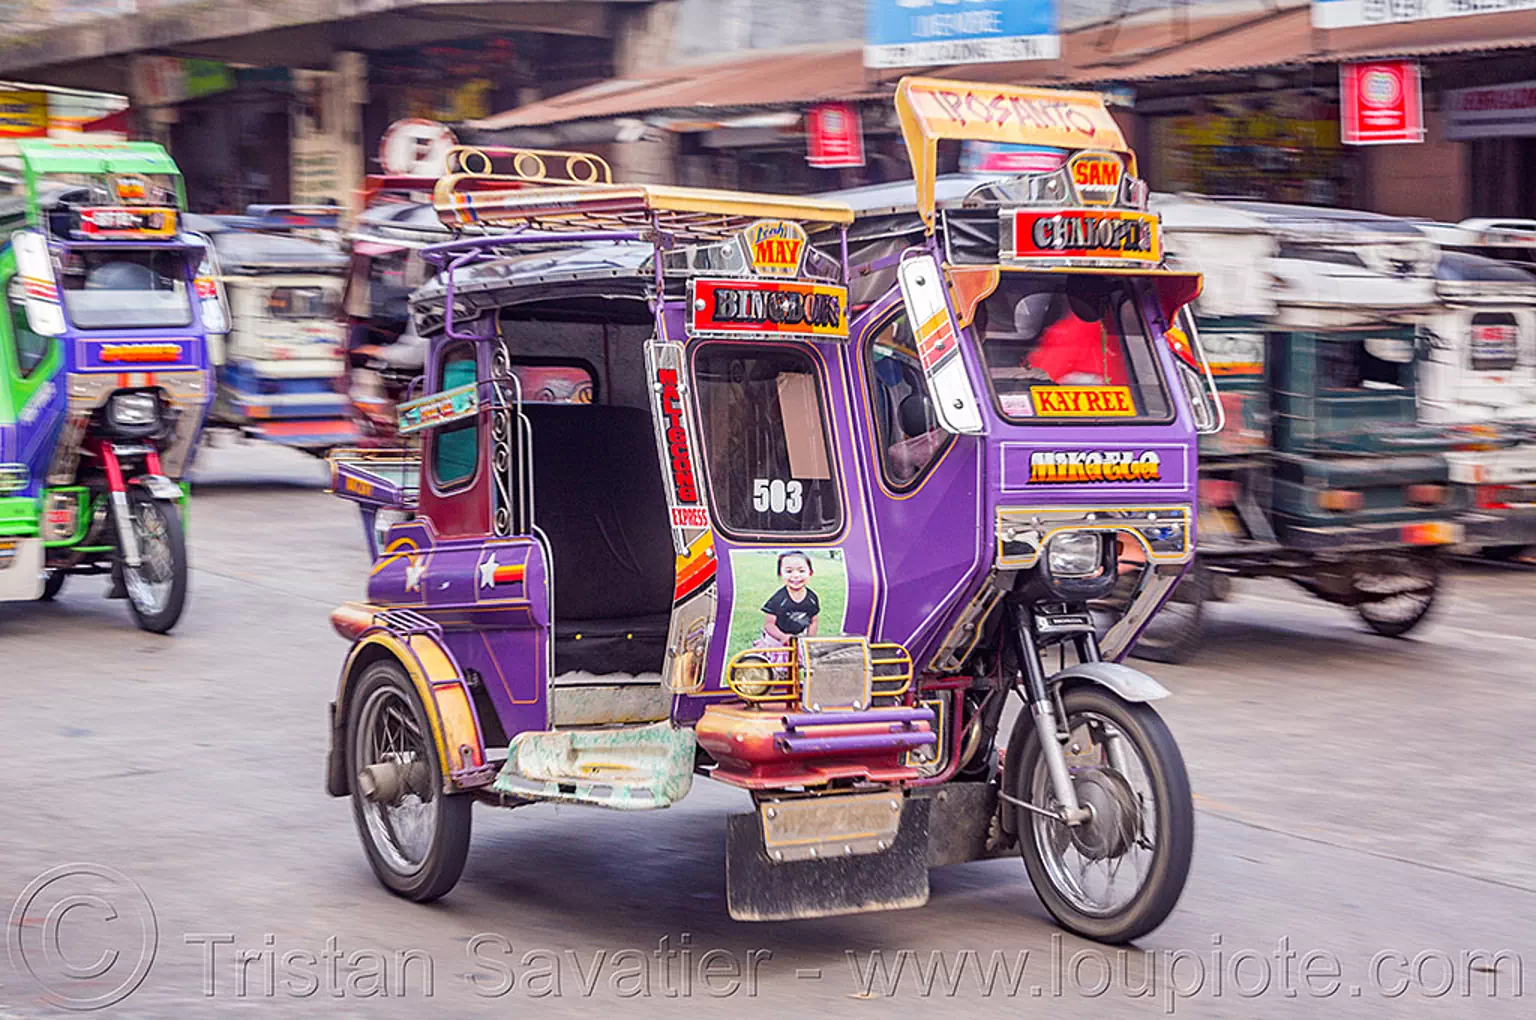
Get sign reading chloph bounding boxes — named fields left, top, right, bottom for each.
left=1008, top=209, right=1160, bottom=265
left=690, top=279, right=848, bottom=340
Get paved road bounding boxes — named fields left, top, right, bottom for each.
left=2, top=443, right=1533, bottom=1017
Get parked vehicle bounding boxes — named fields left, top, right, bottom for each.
left=323, top=80, right=1217, bottom=942
left=0, top=140, right=222, bottom=632
left=1144, top=195, right=1467, bottom=661
left=188, top=206, right=360, bottom=453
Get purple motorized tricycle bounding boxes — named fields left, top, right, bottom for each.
left=323, top=77, right=1221, bottom=943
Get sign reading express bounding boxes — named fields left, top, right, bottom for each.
left=866, top=0, right=1060, bottom=68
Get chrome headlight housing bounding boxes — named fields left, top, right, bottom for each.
left=1046, top=531, right=1104, bottom=578
left=107, top=391, right=160, bottom=429
left=1041, top=530, right=1117, bottom=600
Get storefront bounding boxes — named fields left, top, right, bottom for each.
left=1146, top=90, right=1361, bottom=207
left=1446, top=78, right=1536, bottom=218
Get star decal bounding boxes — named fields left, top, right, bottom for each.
left=404, top=557, right=426, bottom=592
left=478, top=552, right=499, bottom=589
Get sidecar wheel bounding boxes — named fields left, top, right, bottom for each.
left=1008, top=686, right=1193, bottom=944
left=122, top=495, right=187, bottom=633
left=347, top=659, right=472, bottom=903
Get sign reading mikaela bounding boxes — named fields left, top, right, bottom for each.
left=1313, top=0, right=1536, bottom=29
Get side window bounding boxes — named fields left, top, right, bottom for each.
left=6, top=276, right=52, bottom=378
left=1469, top=312, right=1519, bottom=372
left=693, top=344, right=841, bottom=538
left=431, top=344, right=479, bottom=489
left=865, top=314, right=952, bottom=491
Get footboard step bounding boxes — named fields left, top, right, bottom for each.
left=490, top=720, right=695, bottom=810
left=725, top=797, right=931, bottom=921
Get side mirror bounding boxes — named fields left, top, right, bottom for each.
left=189, top=236, right=231, bottom=337
left=10, top=230, right=65, bottom=336
left=1168, top=309, right=1225, bottom=436
left=896, top=252, right=984, bottom=435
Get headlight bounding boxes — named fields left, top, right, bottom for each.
left=108, top=392, right=159, bottom=428
left=1046, top=531, right=1104, bottom=578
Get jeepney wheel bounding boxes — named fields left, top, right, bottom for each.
left=1008, top=687, right=1194, bottom=944
left=347, top=659, right=472, bottom=903
left=38, top=568, right=67, bottom=601
left=1353, top=553, right=1439, bottom=639
left=1130, top=563, right=1208, bottom=666
left=122, top=495, right=187, bottom=634
left=1481, top=545, right=1529, bottom=562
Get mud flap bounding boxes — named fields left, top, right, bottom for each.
left=725, top=797, right=931, bottom=921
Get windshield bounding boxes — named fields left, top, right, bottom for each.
left=976, top=276, right=1172, bottom=423
left=58, top=248, right=192, bottom=329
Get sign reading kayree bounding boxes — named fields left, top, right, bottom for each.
left=1001, top=150, right=1161, bottom=266
left=688, top=219, right=849, bottom=341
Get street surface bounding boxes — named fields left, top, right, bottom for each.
left=2, top=442, right=1533, bottom=1017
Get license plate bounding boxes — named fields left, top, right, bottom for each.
left=759, top=791, right=902, bottom=863
left=1401, top=522, right=1463, bottom=546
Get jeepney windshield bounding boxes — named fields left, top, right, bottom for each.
left=976, top=276, right=1172, bottom=423
left=57, top=248, right=193, bottom=329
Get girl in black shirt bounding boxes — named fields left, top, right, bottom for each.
left=760, top=551, right=820, bottom=643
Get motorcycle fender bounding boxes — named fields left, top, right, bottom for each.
left=129, top=473, right=183, bottom=502
left=326, top=630, right=486, bottom=797
left=1050, top=661, right=1171, bottom=703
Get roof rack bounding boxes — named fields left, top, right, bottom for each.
left=432, top=145, right=853, bottom=243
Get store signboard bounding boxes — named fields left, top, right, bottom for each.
left=1312, top=0, right=1536, bottom=29
left=1340, top=61, right=1424, bottom=145
left=806, top=103, right=866, bottom=168
left=866, top=0, right=1059, bottom=68
left=1445, top=80, right=1536, bottom=140
left=0, top=91, right=49, bottom=138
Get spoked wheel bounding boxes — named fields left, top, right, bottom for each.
left=1354, top=553, right=1439, bottom=638
left=38, top=568, right=67, bottom=601
left=121, top=494, right=187, bottom=633
left=347, top=660, right=471, bottom=902
left=1009, top=686, right=1194, bottom=944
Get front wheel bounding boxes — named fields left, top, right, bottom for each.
left=346, top=659, right=472, bottom=902
left=1009, top=686, right=1194, bottom=943
left=121, top=494, right=188, bottom=633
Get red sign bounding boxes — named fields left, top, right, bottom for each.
left=1341, top=62, right=1424, bottom=146
left=1009, top=210, right=1161, bottom=264
left=689, top=278, right=849, bottom=340
left=805, top=103, right=865, bottom=169
left=79, top=206, right=177, bottom=238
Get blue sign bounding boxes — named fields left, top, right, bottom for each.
left=866, top=0, right=1060, bottom=68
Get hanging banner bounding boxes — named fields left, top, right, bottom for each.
left=806, top=103, right=866, bottom=168
left=866, top=0, right=1060, bottom=68
left=1313, top=0, right=1536, bottom=29
left=1340, top=62, right=1424, bottom=146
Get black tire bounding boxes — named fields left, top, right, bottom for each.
left=1129, top=563, right=1207, bottom=665
left=1355, top=554, right=1438, bottom=638
left=346, top=659, right=472, bottom=902
left=1481, top=545, right=1529, bottom=562
left=1009, top=685, right=1194, bottom=944
left=122, top=494, right=188, bottom=633
left=38, top=568, right=67, bottom=601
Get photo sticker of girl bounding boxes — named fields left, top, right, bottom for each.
left=724, top=548, right=848, bottom=662
left=759, top=551, right=819, bottom=645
